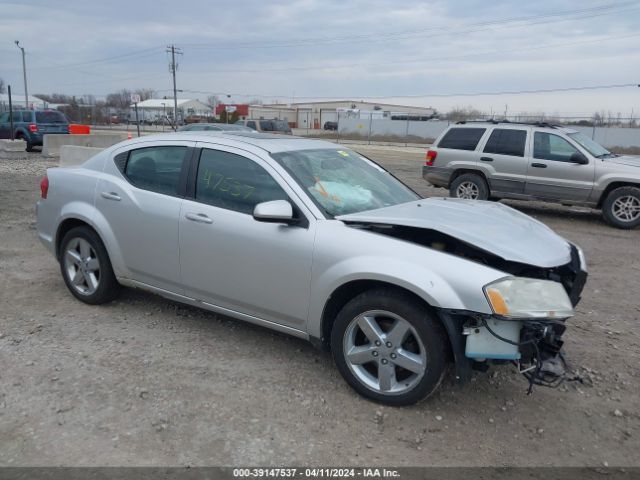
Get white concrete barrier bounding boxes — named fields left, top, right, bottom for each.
left=43, top=133, right=128, bottom=157
left=0, top=139, right=27, bottom=153
left=59, top=146, right=103, bottom=167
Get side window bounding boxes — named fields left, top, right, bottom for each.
left=533, top=132, right=579, bottom=162
left=195, top=149, right=288, bottom=214
left=437, top=128, right=486, bottom=151
left=259, top=120, right=273, bottom=131
left=0, top=113, right=9, bottom=123
left=483, top=128, right=527, bottom=157
left=20, top=111, right=32, bottom=122
left=124, top=146, right=187, bottom=195
left=247, top=121, right=256, bottom=129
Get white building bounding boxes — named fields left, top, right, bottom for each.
left=0, top=93, right=47, bottom=110
left=129, top=98, right=212, bottom=122
left=248, top=100, right=436, bottom=129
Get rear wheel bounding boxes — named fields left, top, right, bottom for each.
left=331, top=288, right=447, bottom=405
left=16, top=133, right=34, bottom=152
left=59, top=226, right=121, bottom=304
left=602, top=186, right=640, bottom=229
left=450, top=173, right=489, bottom=200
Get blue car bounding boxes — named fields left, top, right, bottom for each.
left=0, top=109, right=69, bottom=151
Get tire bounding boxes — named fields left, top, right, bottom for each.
left=601, top=186, right=640, bottom=229
left=331, top=288, right=448, bottom=406
left=450, top=173, right=489, bottom=200
left=59, top=226, right=121, bottom=304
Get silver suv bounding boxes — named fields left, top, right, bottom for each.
left=423, top=121, right=640, bottom=229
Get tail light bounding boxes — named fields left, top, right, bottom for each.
left=29, top=124, right=38, bottom=133
left=425, top=150, right=438, bottom=166
left=40, top=175, right=49, bottom=199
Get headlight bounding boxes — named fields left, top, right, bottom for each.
left=484, top=277, right=574, bottom=319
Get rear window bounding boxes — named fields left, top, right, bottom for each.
left=35, top=111, right=67, bottom=124
left=483, top=128, right=527, bottom=157
left=437, top=127, right=486, bottom=151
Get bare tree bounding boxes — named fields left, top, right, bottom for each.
left=0, top=77, right=5, bottom=94
left=446, top=106, right=483, bottom=122
left=106, top=89, right=133, bottom=110
left=134, top=88, right=155, bottom=101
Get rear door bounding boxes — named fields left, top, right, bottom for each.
left=95, top=141, right=193, bottom=292
left=479, top=127, right=529, bottom=194
left=524, top=131, right=595, bottom=201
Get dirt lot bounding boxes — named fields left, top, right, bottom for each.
left=0, top=146, right=638, bottom=467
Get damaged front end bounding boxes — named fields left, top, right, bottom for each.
left=343, top=221, right=588, bottom=393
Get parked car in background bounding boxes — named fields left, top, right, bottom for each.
left=36, top=131, right=586, bottom=405
left=0, top=109, right=69, bottom=151
left=236, top=118, right=292, bottom=135
left=323, top=121, right=338, bottom=131
left=423, top=121, right=640, bottom=229
left=178, top=123, right=255, bottom=132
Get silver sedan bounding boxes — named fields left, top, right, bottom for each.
left=36, top=132, right=587, bottom=405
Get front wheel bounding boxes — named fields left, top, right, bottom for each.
left=331, top=288, right=448, bottom=406
left=601, top=186, right=640, bottom=229
left=449, top=173, right=489, bottom=200
left=59, top=226, right=121, bottom=304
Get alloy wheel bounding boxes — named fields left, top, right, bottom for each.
left=64, top=238, right=101, bottom=295
left=612, top=195, right=640, bottom=222
left=455, top=181, right=480, bottom=199
left=343, top=310, right=427, bottom=395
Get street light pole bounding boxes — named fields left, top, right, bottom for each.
left=14, top=41, right=28, bottom=109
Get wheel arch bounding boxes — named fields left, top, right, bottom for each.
left=596, top=181, right=640, bottom=208
left=318, top=279, right=453, bottom=360
left=449, top=168, right=490, bottom=189
left=55, top=217, right=98, bottom=259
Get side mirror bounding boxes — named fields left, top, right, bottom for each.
left=253, top=200, right=295, bottom=224
left=570, top=152, right=589, bottom=165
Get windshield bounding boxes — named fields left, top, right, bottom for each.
left=272, top=148, right=419, bottom=216
left=568, top=132, right=611, bottom=157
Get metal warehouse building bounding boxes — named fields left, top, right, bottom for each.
left=249, top=100, right=436, bottom=129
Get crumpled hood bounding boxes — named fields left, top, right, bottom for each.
left=604, top=155, right=640, bottom=167
left=337, top=198, right=572, bottom=268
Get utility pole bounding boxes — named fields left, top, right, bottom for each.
left=14, top=41, right=28, bottom=109
left=166, top=45, right=183, bottom=131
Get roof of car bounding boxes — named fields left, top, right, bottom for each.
left=453, top=120, right=569, bottom=131
left=123, top=131, right=340, bottom=153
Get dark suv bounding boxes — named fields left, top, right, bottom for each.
left=0, top=109, right=69, bottom=151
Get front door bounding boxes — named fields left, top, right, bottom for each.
left=0, top=112, right=10, bottom=139
left=178, top=145, right=316, bottom=330
left=525, top=132, right=595, bottom=201
left=95, top=143, right=192, bottom=292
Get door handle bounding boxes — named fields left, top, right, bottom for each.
left=531, top=163, right=547, bottom=168
left=185, top=212, right=213, bottom=224
left=100, top=192, right=121, bottom=201
left=480, top=156, right=493, bottom=162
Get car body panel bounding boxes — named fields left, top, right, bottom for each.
left=337, top=198, right=571, bottom=268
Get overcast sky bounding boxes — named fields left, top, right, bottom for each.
left=1, top=0, right=639, bottom=116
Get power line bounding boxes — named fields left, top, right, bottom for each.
left=174, top=83, right=639, bottom=101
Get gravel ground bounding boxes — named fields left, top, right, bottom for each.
left=0, top=147, right=638, bottom=467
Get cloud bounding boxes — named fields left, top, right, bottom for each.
left=0, top=0, right=638, bottom=114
